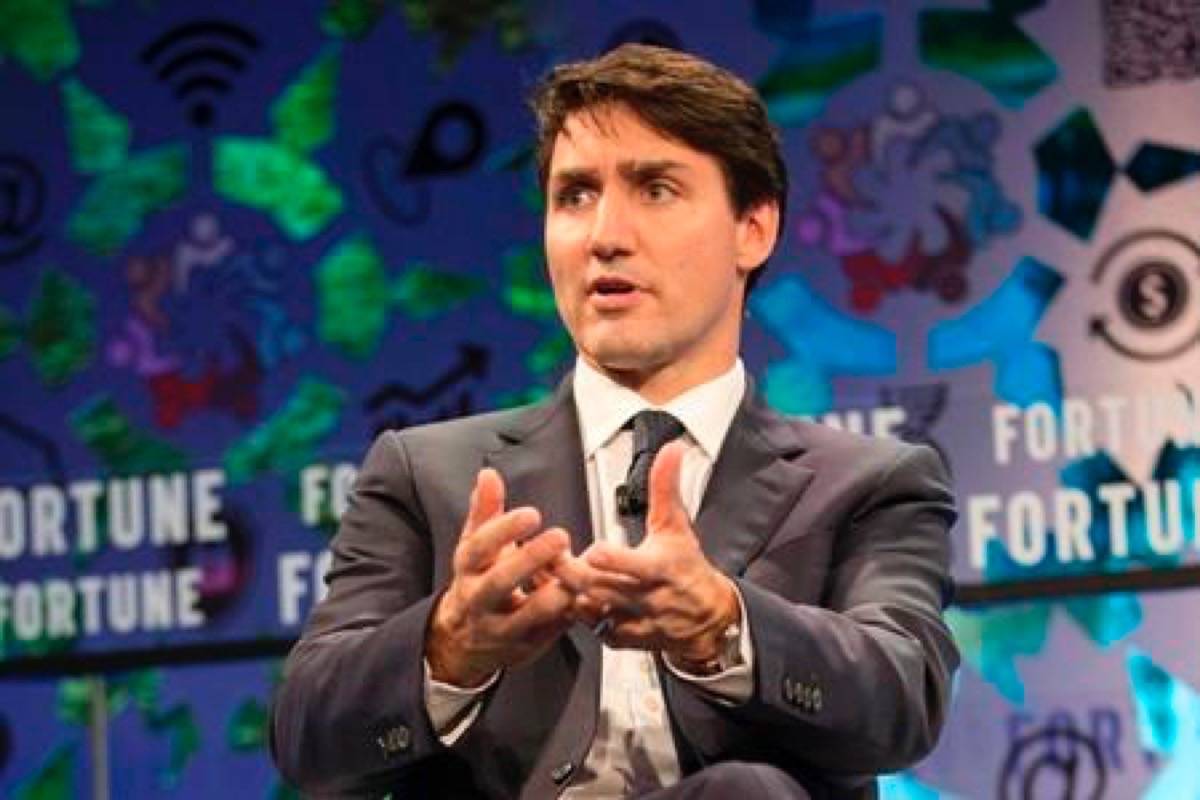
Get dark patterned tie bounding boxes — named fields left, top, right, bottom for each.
left=616, top=409, right=686, bottom=546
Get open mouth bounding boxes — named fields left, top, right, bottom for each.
left=590, top=276, right=637, bottom=296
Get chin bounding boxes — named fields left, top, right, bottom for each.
left=585, top=340, right=671, bottom=375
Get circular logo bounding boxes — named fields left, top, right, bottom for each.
left=1090, top=230, right=1200, bottom=361
left=1117, top=260, right=1189, bottom=329
left=999, top=726, right=1106, bottom=800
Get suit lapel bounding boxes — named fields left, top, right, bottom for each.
left=484, top=377, right=595, bottom=556
left=483, top=377, right=603, bottom=797
left=695, top=388, right=814, bottom=576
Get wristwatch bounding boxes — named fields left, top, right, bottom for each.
left=676, top=617, right=742, bottom=676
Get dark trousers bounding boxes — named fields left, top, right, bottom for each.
left=639, top=762, right=812, bottom=799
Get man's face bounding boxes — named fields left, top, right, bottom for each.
left=543, top=104, right=777, bottom=400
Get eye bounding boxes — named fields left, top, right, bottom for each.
left=554, top=184, right=595, bottom=210
left=642, top=179, right=677, bottom=203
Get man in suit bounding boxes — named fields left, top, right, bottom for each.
left=270, top=44, right=959, bottom=798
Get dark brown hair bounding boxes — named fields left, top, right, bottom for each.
left=530, top=43, right=788, bottom=292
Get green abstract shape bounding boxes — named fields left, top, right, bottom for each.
left=56, top=677, right=93, bottom=725
left=946, top=603, right=1050, bottom=704
left=225, top=378, right=346, bottom=482
left=272, top=783, right=303, bottom=800
left=58, top=674, right=140, bottom=724
left=13, top=743, right=75, bottom=800
left=271, top=48, right=340, bottom=155
left=227, top=698, right=268, bottom=751
left=146, top=704, right=201, bottom=787
left=400, top=0, right=533, bottom=69
left=68, top=144, right=189, bottom=256
left=502, top=244, right=555, bottom=321
left=316, top=235, right=391, bottom=357
left=0, top=0, right=79, bottom=80
left=526, top=328, right=571, bottom=376
left=0, top=304, right=22, bottom=358
left=321, top=0, right=389, bottom=38
left=103, top=669, right=200, bottom=787
left=61, top=78, right=131, bottom=174
left=214, top=137, right=343, bottom=240
left=71, top=396, right=188, bottom=476
left=919, top=10, right=1057, bottom=108
left=495, top=385, right=552, bottom=409
left=27, top=269, right=96, bottom=386
left=391, top=263, right=484, bottom=319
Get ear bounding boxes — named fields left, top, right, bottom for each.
left=734, top=199, right=780, bottom=278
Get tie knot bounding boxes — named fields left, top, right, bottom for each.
left=630, top=409, right=686, bottom=457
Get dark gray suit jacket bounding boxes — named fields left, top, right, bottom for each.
left=270, top=378, right=959, bottom=798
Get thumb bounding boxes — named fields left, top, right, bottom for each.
left=646, top=440, right=690, bottom=535
left=464, top=467, right=505, bottom=534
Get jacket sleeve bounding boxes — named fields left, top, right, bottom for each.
left=269, top=431, right=451, bottom=796
left=662, top=442, right=959, bottom=784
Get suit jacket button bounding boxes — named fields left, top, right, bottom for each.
left=551, top=761, right=575, bottom=785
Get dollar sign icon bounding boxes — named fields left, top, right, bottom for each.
left=1119, top=260, right=1187, bottom=330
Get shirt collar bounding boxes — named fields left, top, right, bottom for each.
left=573, top=356, right=746, bottom=460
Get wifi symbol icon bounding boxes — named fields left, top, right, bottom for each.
left=141, top=20, right=262, bottom=128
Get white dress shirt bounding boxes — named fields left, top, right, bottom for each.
left=424, top=357, right=755, bottom=796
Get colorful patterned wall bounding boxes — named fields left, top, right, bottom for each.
left=2, top=1, right=1199, bottom=796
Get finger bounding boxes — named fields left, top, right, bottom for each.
left=457, top=506, right=541, bottom=573
left=477, top=528, right=570, bottom=607
left=548, top=551, right=597, bottom=594
left=514, top=577, right=574, bottom=627
left=579, top=582, right=648, bottom=619
left=463, top=468, right=506, bottom=536
left=646, top=440, right=690, bottom=535
left=598, top=616, right=660, bottom=650
left=584, top=542, right=662, bottom=584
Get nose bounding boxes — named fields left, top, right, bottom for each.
left=589, top=191, right=634, bottom=263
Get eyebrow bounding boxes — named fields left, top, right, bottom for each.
left=548, top=159, right=691, bottom=188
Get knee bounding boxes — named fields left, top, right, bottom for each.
left=692, top=761, right=809, bottom=797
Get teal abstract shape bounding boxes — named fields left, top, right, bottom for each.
left=880, top=771, right=961, bottom=800
left=762, top=352, right=832, bottom=416
left=946, top=599, right=1051, bottom=704
left=1124, top=142, right=1200, bottom=193
left=928, top=257, right=1063, bottom=408
left=1035, top=109, right=1116, bottom=241
left=994, top=342, right=1060, bottom=409
left=757, top=12, right=883, bottom=127
left=1061, top=593, right=1141, bottom=648
left=919, top=9, right=1057, bottom=108
left=67, top=144, right=189, bottom=256
left=1126, top=647, right=1200, bottom=799
left=752, top=274, right=896, bottom=415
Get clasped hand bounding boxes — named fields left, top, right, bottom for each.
left=426, top=441, right=738, bottom=687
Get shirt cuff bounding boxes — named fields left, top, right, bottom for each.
left=662, top=583, right=754, bottom=705
left=423, top=659, right=501, bottom=745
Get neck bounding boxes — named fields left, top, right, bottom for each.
left=589, top=353, right=738, bottom=405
